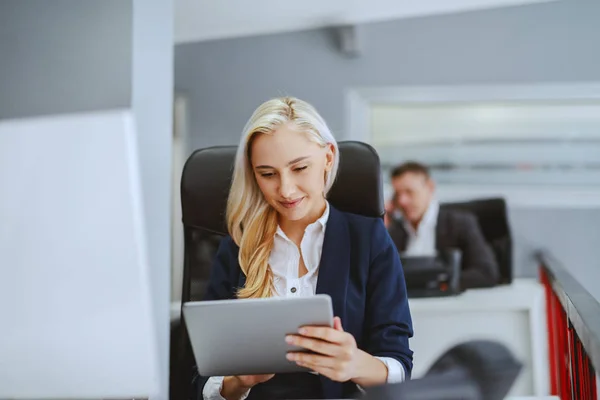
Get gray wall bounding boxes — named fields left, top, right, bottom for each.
left=175, top=0, right=600, bottom=149
left=510, top=208, right=600, bottom=299
left=132, top=1, right=173, bottom=399
left=0, top=0, right=132, bottom=120
left=0, top=2, right=173, bottom=398
left=175, top=0, right=600, bottom=280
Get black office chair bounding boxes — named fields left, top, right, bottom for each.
left=169, top=141, right=385, bottom=400
left=361, top=340, right=522, bottom=400
left=440, top=198, right=512, bottom=285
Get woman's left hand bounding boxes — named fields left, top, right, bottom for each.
left=285, top=316, right=360, bottom=382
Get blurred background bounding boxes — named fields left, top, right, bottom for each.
left=172, top=0, right=600, bottom=298
left=1, top=0, right=599, bottom=399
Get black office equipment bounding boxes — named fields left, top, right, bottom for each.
left=441, top=198, right=512, bottom=284
left=402, top=248, right=462, bottom=298
left=361, top=340, right=522, bottom=400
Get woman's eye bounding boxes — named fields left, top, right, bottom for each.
left=260, top=172, right=275, bottom=178
left=294, top=166, right=308, bottom=172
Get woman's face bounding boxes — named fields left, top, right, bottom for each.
left=250, top=123, right=334, bottom=225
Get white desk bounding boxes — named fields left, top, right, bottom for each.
left=408, top=278, right=549, bottom=397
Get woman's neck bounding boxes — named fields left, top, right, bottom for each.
left=279, top=199, right=327, bottom=245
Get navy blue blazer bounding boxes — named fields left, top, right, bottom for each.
left=196, top=205, right=414, bottom=399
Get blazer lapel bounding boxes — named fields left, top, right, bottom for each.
left=315, top=205, right=349, bottom=322
left=315, top=206, right=350, bottom=400
left=237, top=208, right=350, bottom=309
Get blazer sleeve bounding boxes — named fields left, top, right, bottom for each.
left=192, top=236, right=239, bottom=400
left=458, top=213, right=500, bottom=289
left=203, top=235, right=239, bottom=301
left=363, top=218, right=414, bottom=377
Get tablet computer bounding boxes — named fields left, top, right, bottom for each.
left=183, top=294, right=334, bottom=376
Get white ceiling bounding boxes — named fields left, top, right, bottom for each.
left=174, top=0, right=557, bottom=44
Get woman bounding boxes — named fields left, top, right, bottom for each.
left=197, top=97, right=413, bottom=400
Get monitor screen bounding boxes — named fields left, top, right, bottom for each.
left=0, top=110, right=159, bottom=399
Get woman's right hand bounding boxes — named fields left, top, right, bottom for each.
left=221, top=374, right=274, bottom=399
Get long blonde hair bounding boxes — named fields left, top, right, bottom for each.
left=227, top=97, right=340, bottom=299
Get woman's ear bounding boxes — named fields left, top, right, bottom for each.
left=324, top=143, right=335, bottom=171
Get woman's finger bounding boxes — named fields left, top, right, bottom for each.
left=286, top=335, right=342, bottom=357
left=333, top=316, right=343, bottom=331
left=296, top=361, right=349, bottom=383
left=297, top=325, right=347, bottom=345
left=287, top=351, right=336, bottom=369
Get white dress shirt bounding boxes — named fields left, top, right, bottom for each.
left=203, top=202, right=406, bottom=400
left=401, top=200, right=439, bottom=257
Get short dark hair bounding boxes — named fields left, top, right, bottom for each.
left=390, top=161, right=431, bottom=180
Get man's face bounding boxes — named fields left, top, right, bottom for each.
left=391, top=172, right=435, bottom=225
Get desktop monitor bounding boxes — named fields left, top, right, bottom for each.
left=0, top=110, right=159, bottom=399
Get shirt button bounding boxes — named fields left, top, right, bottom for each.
left=290, top=287, right=297, bottom=293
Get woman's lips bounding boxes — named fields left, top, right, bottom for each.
left=279, top=197, right=304, bottom=209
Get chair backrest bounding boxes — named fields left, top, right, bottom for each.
left=440, top=198, right=512, bottom=284
left=179, top=140, right=384, bottom=302
left=170, top=141, right=384, bottom=400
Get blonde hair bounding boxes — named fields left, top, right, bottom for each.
left=227, top=97, right=340, bottom=299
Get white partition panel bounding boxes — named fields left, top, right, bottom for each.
left=0, top=110, right=159, bottom=399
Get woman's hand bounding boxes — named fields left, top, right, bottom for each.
left=285, top=317, right=389, bottom=386
left=221, top=374, right=274, bottom=400
left=285, top=317, right=362, bottom=382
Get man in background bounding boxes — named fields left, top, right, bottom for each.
left=385, top=162, right=499, bottom=289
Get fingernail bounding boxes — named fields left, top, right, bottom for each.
left=286, top=353, right=295, bottom=361
left=285, top=335, right=293, bottom=343
left=298, top=328, right=307, bottom=335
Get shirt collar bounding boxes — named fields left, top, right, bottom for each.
left=401, top=199, right=439, bottom=235
left=422, top=199, right=439, bottom=225
left=315, top=201, right=330, bottom=229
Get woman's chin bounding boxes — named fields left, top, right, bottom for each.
left=275, top=198, right=309, bottom=221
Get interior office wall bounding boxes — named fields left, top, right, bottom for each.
left=510, top=208, right=600, bottom=300
left=132, top=1, right=174, bottom=399
left=0, top=0, right=132, bottom=120
left=175, top=0, right=600, bottom=149
left=174, top=0, right=600, bottom=279
left=0, top=1, right=173, bottom=399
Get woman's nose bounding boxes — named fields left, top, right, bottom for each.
left=278, top=175, right=296, bottom=199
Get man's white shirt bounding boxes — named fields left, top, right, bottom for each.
left=401, top=200, right=439, bottom=257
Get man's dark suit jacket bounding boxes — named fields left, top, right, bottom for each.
left=195, top=205, right=414, bottom=400
left=387, top=207, right=500, bottom=289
